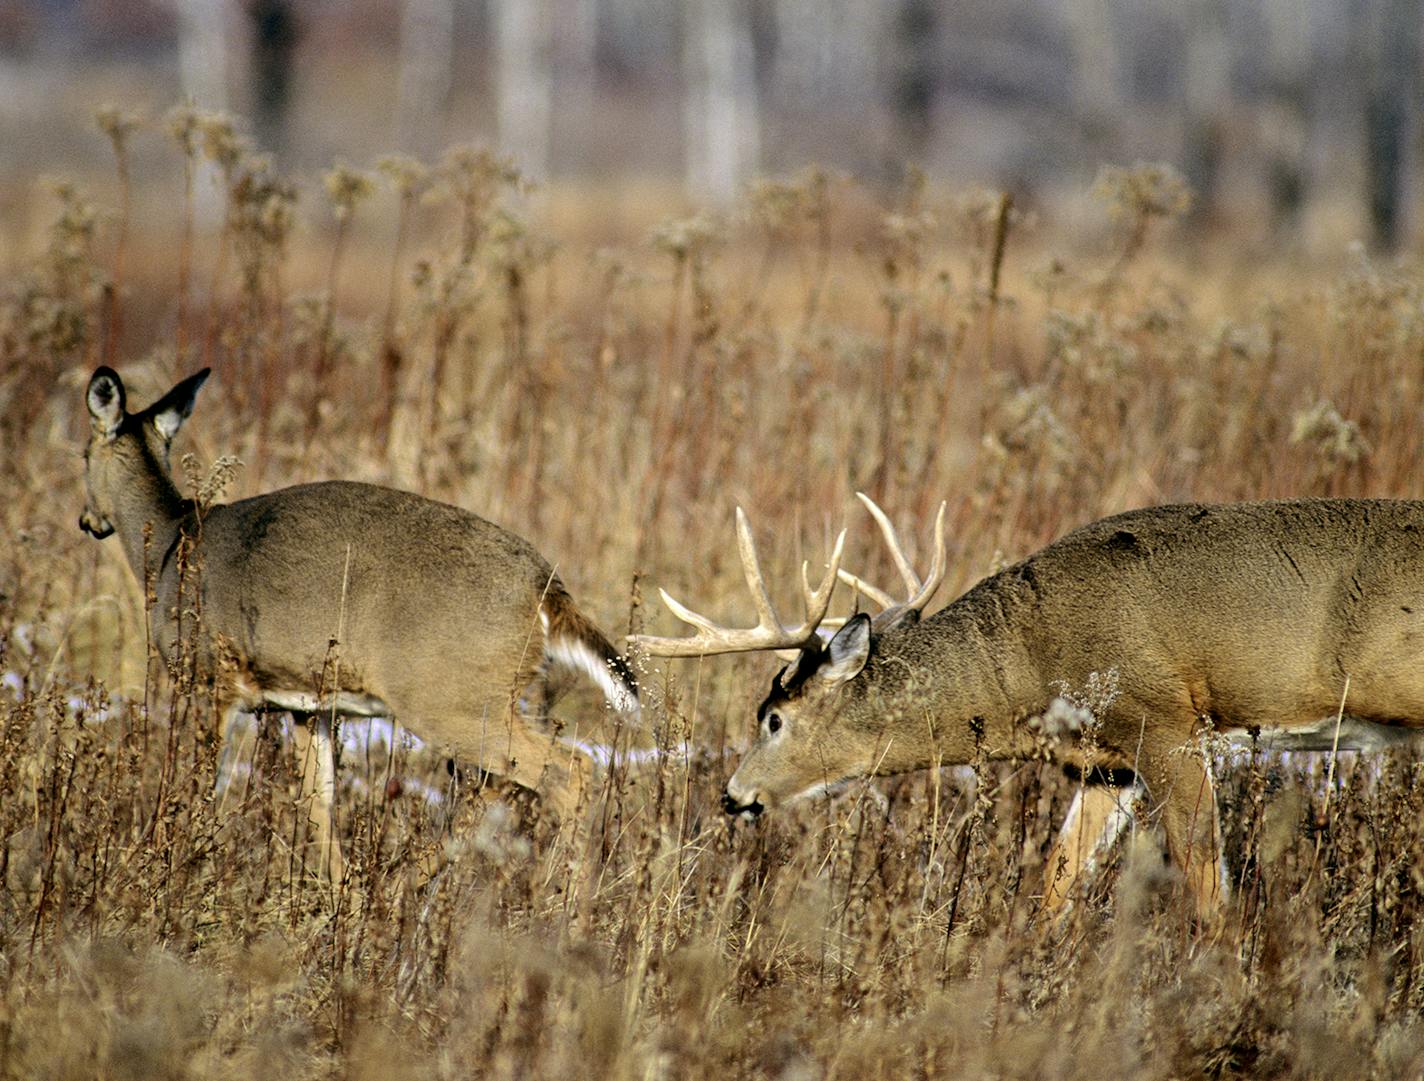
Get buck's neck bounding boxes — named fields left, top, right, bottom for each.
left=109, top=446, right=197, bottom=585
left=863, top=575, right=1045, bottom=773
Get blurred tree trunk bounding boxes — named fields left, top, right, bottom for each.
left=889, top=0, right=936, bottom=170
left=495, top=0, right=553, bottom=179
left=1363, top=0, right=1420, bottom=252
left=771, top=1, right=879, bottom=173
left=395, top=0, right=454, bottom=158
left=552, top=0, right=599, bottom=175
left=248, top=0, right=299, bottom=159
left=1260, top=0, right=1311, bottom=241
left=683, top=0, right=760, bottom=203
left=1065, top=0, right=1121, bottom=150
left=175, top=0, right=230, bottom=224
left=177, top=0, right=229, bottom=110
left=1181, top=0, right=1231, bottom=224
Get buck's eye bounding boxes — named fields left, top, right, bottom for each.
left=766, top=713, right=782, bottom=735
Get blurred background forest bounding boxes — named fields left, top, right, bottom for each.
left=0, top=0, right=1419, bottom=257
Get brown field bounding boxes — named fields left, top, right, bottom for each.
left=4, top=118, right=1424, bottom=1079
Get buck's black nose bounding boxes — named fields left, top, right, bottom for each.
left=722, top=789, right=764, bottom=817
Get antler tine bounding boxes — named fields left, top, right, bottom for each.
left=904, top=500, right=948, bottom=611
left=836, top=495, right=951, bottom=626
left=800, top=527, right=847, bottom=625
left=631, top=510, right=847, bottom=658
left=911, top=504, right=945, bottom=612
left=835, top=568, right=898, bottom=610
left=735, top=506, right=782, bottom=632
left=631, top=584, right=775, bottom=657
left=855, top=491, right=921, bottom=595
left=656, top=587, right=731, bottom=637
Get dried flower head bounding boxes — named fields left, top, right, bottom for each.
left=323, top=162, right=375, bottom=221
left=652, top=213, right=720, bottom=261
left=198, top=111, right=247, bottom=173
left=376, top=154, right=431, bottom=200
left=1094, top=162, right=1194, bottom=224
left=95, top=105, right=143, bottom=152
left=1290, top=401, right=1370, bottom=465
left=165, top=103, right=202, bottom=157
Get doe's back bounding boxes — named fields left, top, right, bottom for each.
left=194, top=480, right=558, bottom=725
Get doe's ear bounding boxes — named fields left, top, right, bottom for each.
left=818, top=612, right=872, bottom=688
left=86, top=367, right=126, bottom=438
left=145, top=368, right=211, bottom=442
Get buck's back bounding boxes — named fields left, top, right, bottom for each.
left=925, top=498, right=1424, bottom=728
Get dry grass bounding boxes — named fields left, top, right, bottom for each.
left=4, top=118, right=1424, bottom=1078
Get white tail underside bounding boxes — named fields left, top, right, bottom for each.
left=539, top=606, right=638, bottom=715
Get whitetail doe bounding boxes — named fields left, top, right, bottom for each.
left=634, top=493, right=1424, bottom=918
left=81, top=367, right=637, bottom=879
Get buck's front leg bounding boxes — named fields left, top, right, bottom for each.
left=1042, top=776, right=1144, bottom=911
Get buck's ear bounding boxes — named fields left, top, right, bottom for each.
left=818, top=612, right=871, bottom=687
left=86, top=367, right=126, bottom=438
left=145, top=368, right=210, bottom=442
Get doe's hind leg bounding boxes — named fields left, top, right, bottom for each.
left=291, top=712, right=346, bottom=885
left=453, top=706, right=597, bottom=822
left=214, top=697, right=257, bottom=817
left=1141, top=737, right=1226, bottom=921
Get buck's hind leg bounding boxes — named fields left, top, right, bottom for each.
left=291, top=712, right=346, bottom=884
left=1042, top=776, right=1144, bottom=911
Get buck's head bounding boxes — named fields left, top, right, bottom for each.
left=721, top=614, right=880, bottom=816
left=81, top=366, right=211, bottom=540
left=633, top=495, right=946, bottom=818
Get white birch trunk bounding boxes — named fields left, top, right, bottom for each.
left=683, top=0, right=760, bottom=203
left=1065, top=0, right=1121, bottom=123
left=395, top=0, right=455, bottom=157
left=174, top=0, right=231, bottom=224
left=176, top=0, right=229, bottom=111
left=553, top=0, right=599, bottom=174
left=495, top=0, right=554, bottom=180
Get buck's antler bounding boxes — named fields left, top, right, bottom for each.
left=632, top=507, right=846, bottom=657
left=833, top=493, right=948, bottom=629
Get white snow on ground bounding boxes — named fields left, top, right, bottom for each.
left=5, top=675, right=1422, bottom=806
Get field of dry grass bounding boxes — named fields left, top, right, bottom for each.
left=5, top=113, right=1424, bottom=1078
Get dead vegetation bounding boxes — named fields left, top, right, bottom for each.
left=4, top=112, right=1424, bottom=1078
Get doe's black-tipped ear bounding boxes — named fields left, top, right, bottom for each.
left=818, top=612, right=872, bottom=687
left=86, top=367, right=126, bottom=438
left=145, top=368, right=210, bottom=442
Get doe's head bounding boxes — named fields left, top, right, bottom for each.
left=81, top=366, right=211, bottom=539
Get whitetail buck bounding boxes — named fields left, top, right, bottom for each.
left=634, top=493, right=1424, bottom=918
left=80, top=366, right=637, bottom=879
